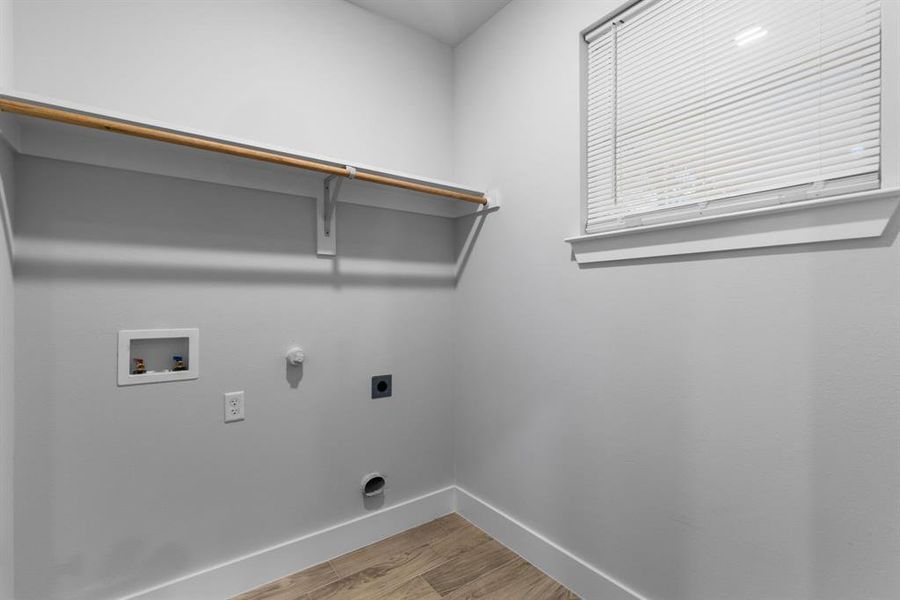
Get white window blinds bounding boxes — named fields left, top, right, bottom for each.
left=585, top=0, right=882, bottom=234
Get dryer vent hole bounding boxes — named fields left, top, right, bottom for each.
left=362, top=474, right=385, bottom=497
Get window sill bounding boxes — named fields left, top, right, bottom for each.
left=565, top=188, right=900, bottom=264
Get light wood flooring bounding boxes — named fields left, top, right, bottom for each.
left=232, top=513, right=579, bottom=600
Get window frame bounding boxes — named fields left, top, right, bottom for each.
left=569, top=0, right=899, bottom=264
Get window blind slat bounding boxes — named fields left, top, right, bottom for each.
left=615, top=148, right=880, bottom=201
left=587, top=172, right=880, bottom=227
left=618, top=37, right=879, bottom=128
left=616, top=0, right=877, bottom=71
left=616, top=74, right=881, bottom=161
left=617, top=39, right=880, bottom=136
left=616, top=99, right=881, bottom=176
left=604, top=160, right=881, bottom=217
left=617, top=14, right=878, bottom=99
left=584, top=0, right=882, bottom=234
left=587, top=171, right=880, bottom=227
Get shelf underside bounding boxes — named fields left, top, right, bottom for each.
left=0, top=95, right=489, bottom=220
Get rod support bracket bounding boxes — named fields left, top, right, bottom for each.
left=317, top=173, right=344, bottom=257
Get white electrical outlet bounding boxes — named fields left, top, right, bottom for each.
left=224, top=391, right=245, bottom=423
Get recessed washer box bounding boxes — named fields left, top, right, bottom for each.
left=117, top=328, right=199, bottom=386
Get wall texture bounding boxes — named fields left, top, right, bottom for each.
left=13, top=156, right=457, bottom=600
left=9, top=1, right=900, bottom=600
left=12, top=0, right=454, bottom=180
left=10, top=2, right=459, bottom=599
left=1, top=0, right=15, bottom=595
left=451, top=2, right=900, bottom=600
left=0, top=0, right=10, bottom=89
left=0, top=139, right=15, bottom=600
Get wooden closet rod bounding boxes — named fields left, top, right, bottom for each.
left=0, top=98, right=488, bottom=205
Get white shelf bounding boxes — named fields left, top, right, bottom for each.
left=0, top=90, right=495, bottom=220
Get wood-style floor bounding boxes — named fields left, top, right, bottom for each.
left=232, top=513, right=579, bottom=600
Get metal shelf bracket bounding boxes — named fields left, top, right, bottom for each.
left=317, top=166, right=356, bottom=257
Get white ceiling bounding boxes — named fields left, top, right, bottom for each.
left=347, top=0, right=511, bottom=46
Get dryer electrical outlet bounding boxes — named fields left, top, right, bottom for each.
left=371, top=375, right=392, bottom=398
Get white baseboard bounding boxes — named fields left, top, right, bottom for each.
left=454, top=486, right=647, bottom=600
left=119, top=486, right=456, bottom=600
left=117, top=485, right=644, bottom=600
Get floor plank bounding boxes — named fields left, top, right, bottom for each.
left=237, top=513, right=578, bottom=600
left=232, top=562, right=338, bottom=600
left=441, top=558, right=533, bottom=600
left=330, top=516, right=452, bottom=577
left=443, top=558, right=577, bottom=600
left=494, top=562, right=577, bottom=600
left=431, top=512, right=471, bottom=535
left=380, top=576, right=442, bottom=600
left=421, top=538, right=518, bottom=596
left=309, top=544, right=443, bottom=600
left=427, top=519, right=492, bottom=561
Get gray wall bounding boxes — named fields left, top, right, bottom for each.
left=9, top=1, right=900, bottom=600
left=12, top=0, right=454, bottom=179
left=0, top=138, right=15, bottom=600
left=13, top=155, right=458, bottom=600
left=451, top=2, right=900, bottom=599
left=0, top=0, right=10, bottom=88
left=1, top=1, right=15, bottom=595
left=10, top=2, right=460, bottom=599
